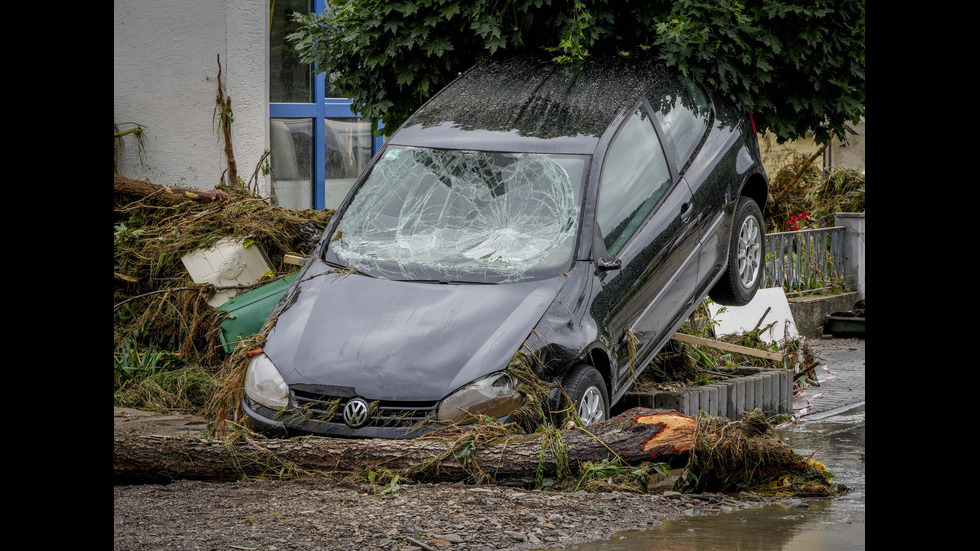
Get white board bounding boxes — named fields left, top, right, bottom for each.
left=706, top=287, right=799, bottom=344
left=181, top=237, right=274, bottom=307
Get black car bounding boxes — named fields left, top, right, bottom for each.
left=242, top=51, right=768, bottom=438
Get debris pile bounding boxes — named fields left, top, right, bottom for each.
left=636, top=303, right=815, bottom=392
left=765, top=159, right=865, bottom=234
left=680, top=410, right=845, bottom=497
left=112, top=179, right=846, bottom=499
left=113, top=179, right=331, bottom=414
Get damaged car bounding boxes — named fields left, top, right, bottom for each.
left=242, top=50, right=769, bottom=438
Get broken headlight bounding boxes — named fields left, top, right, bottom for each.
left=244, top=352, right=290, bottom=409
left=436, top=371, right=522, bottom=424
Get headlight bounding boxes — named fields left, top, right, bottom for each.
left=437, top=371, right=522, bottom=424
left=244, top=353, right=290, bottom=409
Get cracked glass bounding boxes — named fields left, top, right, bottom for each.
left=328, top=146, right=587, bottom=283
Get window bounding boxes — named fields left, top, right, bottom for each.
left=269, top=0, right=382, bottom=210
left=657, top=76, right=710, bottom=169
left=595, top=108, right=672, bottom=257
left=330, top=147, right=587, bottom=283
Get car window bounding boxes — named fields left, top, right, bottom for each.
left=330, top=146, right=588, bottom=283
left=595, top=108, right=672, bottom=257
left=657, top=76, right=710, bottom=168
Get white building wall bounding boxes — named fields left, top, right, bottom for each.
left=114, top=0, right=269, bottom=195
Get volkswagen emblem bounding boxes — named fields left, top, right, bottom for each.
left=342, top=397, right=371, bottom=428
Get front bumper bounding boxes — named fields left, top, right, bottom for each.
left=241, top=395, right=446, bottom=439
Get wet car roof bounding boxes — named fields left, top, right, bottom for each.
left=390, top=51, right=671, bottom=154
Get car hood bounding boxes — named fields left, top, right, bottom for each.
left=263, top=264, right=566, bottom=402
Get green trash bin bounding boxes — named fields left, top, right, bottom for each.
left=217, top=272, right=299, bottom=354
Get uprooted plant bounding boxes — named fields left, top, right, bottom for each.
left=679, top=410, right=846, bottom=497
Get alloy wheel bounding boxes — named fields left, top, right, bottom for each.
left=577, top=386, right=606, bottom=425
left=736, top=216, right=762, bottom=288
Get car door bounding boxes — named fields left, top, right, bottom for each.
left=652, top=75, right=733, bottom=293
left=590, top=103, right=700, bottom=394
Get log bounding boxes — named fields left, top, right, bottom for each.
left=114, top=173, right=231, bottom=203
left=113, top=408, right=696, bottom=484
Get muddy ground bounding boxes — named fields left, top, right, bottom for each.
left=114, top=408, right=796, bottom=551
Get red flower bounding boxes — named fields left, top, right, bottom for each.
left=787, top=212, right=809, bottom=232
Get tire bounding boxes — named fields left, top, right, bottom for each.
left=710, top=197, right=765, bottom=306
left=559, top=364, right=609, bottom=426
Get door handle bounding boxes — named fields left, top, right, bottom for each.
left=597, top=257, right=621, bottom=272
left=680, top=202, right=693, bottom=223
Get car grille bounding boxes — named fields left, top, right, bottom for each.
left=289, top=386, right=439, bottom=428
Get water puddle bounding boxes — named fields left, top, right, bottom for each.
left=560, top=405, right=865, bottom=551
left=576, top=498, right=862, bottom=550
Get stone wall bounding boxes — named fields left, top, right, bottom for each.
left=759, top=117, right=866, bottom=177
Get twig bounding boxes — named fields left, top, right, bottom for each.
left=803, top=447, right=824, bottom=462
left=214, top=54, right=238, bottom=186
left=113, top=277, right=290, bottom=310
left=248, top=149, right=273, bottom=198
left=772, top=144, right=827, bottom=205
left=752, top=307, right=772, bottom=332
left=403, top=536, right=435, bottom=551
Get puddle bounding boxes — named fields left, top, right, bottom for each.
left=558, top=405, right=865, bottom=551
left=574, top=498, right=863, bottom=550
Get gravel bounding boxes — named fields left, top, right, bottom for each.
left=114, top=474, right=787, bottom=550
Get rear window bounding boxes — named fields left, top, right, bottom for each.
left=654, top=76, right=711, bottom=168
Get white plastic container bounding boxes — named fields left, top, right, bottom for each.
left=180, top=237, right=274, bottom=307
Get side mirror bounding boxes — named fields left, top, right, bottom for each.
left=596, top=258, right=621, bottom=272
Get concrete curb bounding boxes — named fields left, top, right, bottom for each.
left=616, top=367, right=793, bottom=420
left=788, top=291, right=862, bottom=339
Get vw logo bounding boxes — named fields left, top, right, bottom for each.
left=342, top=397, right=371, bottom=428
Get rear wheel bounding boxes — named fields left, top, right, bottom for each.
left=560, top=364, right=609, bottom=426
left=710, top=197, right=765, bottom=306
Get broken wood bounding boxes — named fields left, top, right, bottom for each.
left=214, top=54, right=238, bottom=187
left=114, top=173, right=231, bottom=204
left=671, top=332, right=785, bottom=362
left=113, top=407, right=696, bottom=484
left=283, top=254, right=307, bottom=266
left=772, top=143, right=828, bottom=205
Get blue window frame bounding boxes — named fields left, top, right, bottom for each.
left=269, top=0, right=383, bottom=210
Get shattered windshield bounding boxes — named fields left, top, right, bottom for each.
left=328, top=146, right=587, bottom=283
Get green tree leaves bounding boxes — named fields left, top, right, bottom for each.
left=291, top=0, right=865, bottom=144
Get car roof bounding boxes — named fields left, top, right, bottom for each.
left=389, top=50, right=671, bottom=155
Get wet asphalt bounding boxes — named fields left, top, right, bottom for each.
left=789, top=337, right=866, bottom=424
left=566, top=336, right=867, bottom=551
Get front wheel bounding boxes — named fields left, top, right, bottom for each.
left=559, top=364, right=609, bottom=426
left=710, top=197, right=765, bottom=306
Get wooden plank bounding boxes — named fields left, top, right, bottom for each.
left=283, top=254, right=307, bottom=266
left=671, top=332, right=784, bottom=362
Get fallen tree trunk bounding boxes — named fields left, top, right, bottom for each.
left=113, top=408, right=696, bottom=484
left=114, top=173, right=231, bottom=203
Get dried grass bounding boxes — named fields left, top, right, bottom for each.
left=766, top=158, right=865, bottom=233
left=113, top=184, right=331, bottom=415
left=680, top=410, right=846, bottom=497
